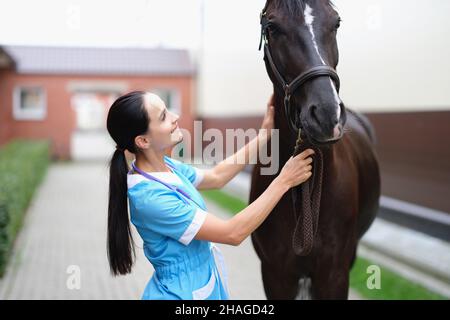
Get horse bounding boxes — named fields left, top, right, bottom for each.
left=249, top=0, right=381, bottom=299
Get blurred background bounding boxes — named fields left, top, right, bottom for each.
left=0, top=0, right=448, bottom=300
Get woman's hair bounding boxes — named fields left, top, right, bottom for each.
left=106, top=90, right=149, bottom=276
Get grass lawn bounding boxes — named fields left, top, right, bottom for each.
left=200, top=189, right=447, bottom=300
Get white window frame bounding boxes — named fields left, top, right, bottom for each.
left=13, top=86, right=47, bottom=121
left=151, top=88, right=181, bottom=116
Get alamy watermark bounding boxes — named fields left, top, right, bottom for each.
left=366, top=264, right=381, bottom=290
left=170, top=121, right=280, bottom=175
left=66, top=265, right=81, bottom=290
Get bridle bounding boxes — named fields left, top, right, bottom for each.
left=259, top=8, right=341, bottom=135
left=258, top=5, right=341, bottom=256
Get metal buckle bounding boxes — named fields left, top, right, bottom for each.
left=284, top=85, right=291, bottom=98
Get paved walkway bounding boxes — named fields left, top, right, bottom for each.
left=0, top=162, right=150, bottom=299
left=0, top=161, right=361, bottom=300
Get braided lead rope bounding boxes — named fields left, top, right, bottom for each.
left=291, top=129, right=323, bottom=256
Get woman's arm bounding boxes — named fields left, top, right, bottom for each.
left=194, top=148, right=315, bottom=246
left=197, top=95, right=275, bottom=190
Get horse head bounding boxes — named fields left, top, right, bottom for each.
left=260, top=0, right=347, bottom=145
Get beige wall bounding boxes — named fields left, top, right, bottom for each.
left=336, top=0, right=450, bottom=112
left=197, top=0, right=450, bottom=117
left=197, top=0, right=271, bottom=118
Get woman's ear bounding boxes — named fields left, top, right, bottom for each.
left=134, top=135, right=151, bottom=150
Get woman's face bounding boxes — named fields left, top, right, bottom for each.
left=142, top=92, right=183, bottom=151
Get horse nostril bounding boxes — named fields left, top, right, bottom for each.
left=339, top=102, right=345, bottom=116
left=309, top=105, right=320, bottom=125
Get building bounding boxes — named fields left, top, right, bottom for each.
left=0, top=45, right=196, bottom=160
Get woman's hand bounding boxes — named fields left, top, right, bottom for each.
left=260, top=94, right=275, bottom=140
left=277, top=149, right=315, bottom=188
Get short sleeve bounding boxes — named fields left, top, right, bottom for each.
left=166, top=157, right=205, bottom=187
left=133, top=187, right=208, bottom=246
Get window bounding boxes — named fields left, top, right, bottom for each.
left=13, top=86, right=46, bottom=120
left=71, top=93, right=108, bottom=131
left=151, top=88, right=181, bottom=116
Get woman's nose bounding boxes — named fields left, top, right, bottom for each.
left=171, top=111, right=180, bottom=122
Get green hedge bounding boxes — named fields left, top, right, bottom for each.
left=0, top=139, right=50, bottom=276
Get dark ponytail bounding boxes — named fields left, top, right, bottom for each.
left=106, top=91, right=149, bottom=276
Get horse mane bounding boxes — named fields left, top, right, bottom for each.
left=271, top=0, right=305, bottom=15
left=269, top=0, right=338, bottom=15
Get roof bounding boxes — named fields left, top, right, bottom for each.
left=0, top=47, right=15, bottom=69
left=0, top=45, right=195, bottom=76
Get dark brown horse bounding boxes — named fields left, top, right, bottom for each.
left=250, top=0, right=381, bottom=299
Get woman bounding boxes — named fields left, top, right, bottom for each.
left=106, top=91, right=314, bottom=300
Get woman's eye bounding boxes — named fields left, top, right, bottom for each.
left=162, top=112, right=166, bottom=121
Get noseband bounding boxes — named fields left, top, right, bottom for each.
left=259, top=10, right=341, bottom=135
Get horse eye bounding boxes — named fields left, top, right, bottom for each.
left=335, top=18, right=342, bottom=30
left=267, top=23, right=280, bottom=35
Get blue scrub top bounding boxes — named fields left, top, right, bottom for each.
left=127, top=156, right=229, bottom=300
